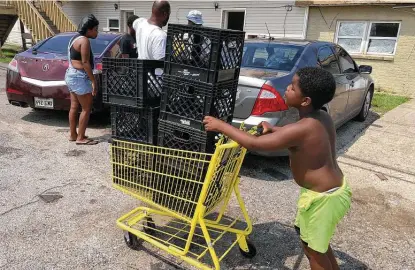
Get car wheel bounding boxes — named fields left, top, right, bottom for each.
left=355, top=89, right=372, bottom=122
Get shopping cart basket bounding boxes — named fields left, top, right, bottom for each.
left=110, top=127, right=261, bottom=270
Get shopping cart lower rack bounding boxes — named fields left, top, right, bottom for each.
left=110, top=128, right=259, bottom=270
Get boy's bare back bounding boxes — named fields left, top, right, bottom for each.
left=288, top=110, right=343, bottom=192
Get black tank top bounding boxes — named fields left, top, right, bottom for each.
left=70, top=37, right=94, bottom=67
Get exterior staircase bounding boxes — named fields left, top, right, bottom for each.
left=35, top=0, right=76, bottom=34
left=33, top=1, right=60, bottom=34
left=0, top=2, right=18, bottom=47
left=0, top=0, right=76, bottom=48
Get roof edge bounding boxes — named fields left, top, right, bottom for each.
left=295, top=0, right=415, bottom=7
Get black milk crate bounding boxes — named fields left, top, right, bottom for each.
left=158, top=119, right=218, bottom=153
left=111, top=105, right=159, bottom=144
left=165, top=24, right=245, bottom=83
left=160, top=75, right=238, bottom=130
left=102, top=58, right=164, bottom=108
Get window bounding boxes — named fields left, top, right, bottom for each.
left=335, top=47, right=357, bottom=74
left=108, top=43, right=120, bottom=58
left=318, top=47, right=340, bottom=74
left=108, top=18, right=120, bottom=32
left=335, top=21, right=400, bottom=55
left=242, top=43, right=304, bottom=72
left=368, top=23, right=400, bottom=54
left=34, top=34, right=117, bottom=55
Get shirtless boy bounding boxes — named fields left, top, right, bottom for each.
left=203, top=67, right=352, bottom=270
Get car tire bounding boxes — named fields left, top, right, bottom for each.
left=355, top=89, right=373, bottom=122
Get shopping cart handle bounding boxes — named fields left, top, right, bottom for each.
left=256, top=127, right=264, bottom=136
left=248, top=126, right=264, bottom=136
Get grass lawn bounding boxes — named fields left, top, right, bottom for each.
left=0, top=45, right=20, bottom=64
left=372, top=92, right=410, bottom=115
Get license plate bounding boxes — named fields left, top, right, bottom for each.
left=34, top=97, right=54, bottom=109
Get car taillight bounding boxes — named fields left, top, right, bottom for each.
left=251, top=83, right=288, bottom=116
left=93, top=63, right=102, bottom=74
left=8, top=58, right=18, bottom=73
left=6, top=88, right=23, bottom=95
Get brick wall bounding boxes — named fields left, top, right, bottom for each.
left=306, top=5, right=415, bottom=97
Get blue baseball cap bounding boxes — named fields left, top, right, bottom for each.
left=187, top=10, right=204, bottom=25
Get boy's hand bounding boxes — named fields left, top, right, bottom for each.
left=203, top=116, right=225, bottom=132
left=258, top=121, right=273, bottom=134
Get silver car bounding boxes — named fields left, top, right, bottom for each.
left=232, top=39, right=374, bottom=156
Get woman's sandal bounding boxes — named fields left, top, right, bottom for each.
left=76, top=139, right=98, bottom=145
left=69, top=136, right=88, bottom=142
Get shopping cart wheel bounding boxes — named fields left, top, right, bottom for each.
left=143, top=217, right=156, bottom=235
left=124, top=231, right=140, bottom=250
left=239, top=240, right=257, bottom=258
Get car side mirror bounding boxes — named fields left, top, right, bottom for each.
left=359, top=65, right=372, bottom=74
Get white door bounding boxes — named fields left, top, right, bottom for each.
left=121, top=10, right=135, bottom=32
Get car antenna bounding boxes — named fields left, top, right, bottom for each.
left=265, top=22, right=273, bottom=41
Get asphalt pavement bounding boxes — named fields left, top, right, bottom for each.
left=0, top=67, right=414, bottom=270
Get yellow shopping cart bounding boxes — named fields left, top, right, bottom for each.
left=110, top=127, right=261, bottom=270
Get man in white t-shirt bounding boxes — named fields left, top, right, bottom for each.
left=132, top=0, right=171, bottom=60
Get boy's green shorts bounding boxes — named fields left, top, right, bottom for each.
left=294, top=178, right=352, bottom=253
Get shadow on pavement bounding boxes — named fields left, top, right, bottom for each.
left=240, top=111, right=381, bottom=182
left=224, top=221, right=368, bottom=270
left=20, top=108, right=111, bottom=128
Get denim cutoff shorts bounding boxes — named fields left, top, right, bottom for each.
left=65, top=67, right=93, bottom=95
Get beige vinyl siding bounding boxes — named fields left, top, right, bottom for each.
left=62, top=1, right=93, bottom=27
left=5, top=21, right=22, bottom=46
left=63, top=1, right=308, bottom=39
left=5, top=20, right=30, bottom=47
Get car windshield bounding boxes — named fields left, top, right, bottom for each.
left=242, top=43, right=305, bottom=72
left=34, top=34, right=116, bottom=55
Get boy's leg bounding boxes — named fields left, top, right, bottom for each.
left=326, top=245, right=339, bottom=270
left=304, top=246, right=333, bottom=270
left=299, top=235, right=341, bottom=270
left=302, top=242, right=333, bottom=270
left=296, top=226, right=331, bottom=269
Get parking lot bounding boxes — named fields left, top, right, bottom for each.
left=1, top=66, right=414, bottom=270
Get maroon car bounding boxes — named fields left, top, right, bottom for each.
left=6, top=32, right=122, bottom=112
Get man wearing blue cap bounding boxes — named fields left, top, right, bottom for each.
left=187, top=10, right=204, bottom=26
left=185, top=10, right=208, bottom=66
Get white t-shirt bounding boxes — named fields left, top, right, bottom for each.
left=132, top=18, right=167, bottom=60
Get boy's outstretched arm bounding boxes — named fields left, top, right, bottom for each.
left=203, top=116, right=305, bottom=152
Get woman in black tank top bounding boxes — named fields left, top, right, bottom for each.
left=64, top=14, right=99, bottom=145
